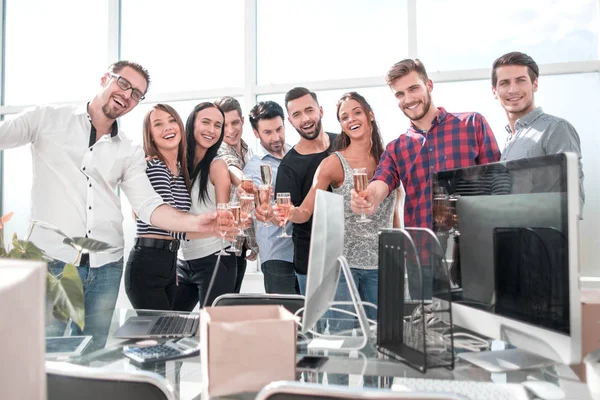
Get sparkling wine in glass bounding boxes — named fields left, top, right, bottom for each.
left=227, top=201, right=243, bottom=253
left=215, top=203, right=231, bottom=256
left=257, top=184, right=271, bottom=227
left=260, top=163, right=273, bottom=186
left=276, top=192, right=292, bottom=238
left=353, top=167, right=371, bottom=223
left=240, top=193, right=255, bottom=227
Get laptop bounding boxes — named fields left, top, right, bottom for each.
left=113, top=313, right=199, bottom=339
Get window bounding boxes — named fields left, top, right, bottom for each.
left=4, top=0, right=109, bottom=105
left=257, top=0, right=408, bottom=84
left=2, top=115, right=31, bottom=240
left=121, top=0, right=245, bottom=94
left=417, top=0, right=599, bottom=70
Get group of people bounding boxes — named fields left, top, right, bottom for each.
left=0, top=51, right=584, bottom=350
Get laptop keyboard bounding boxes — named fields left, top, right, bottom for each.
left=149, top=315, right=196, bottom=336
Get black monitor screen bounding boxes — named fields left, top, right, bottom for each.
left=432, top=154, right=571, bottom=335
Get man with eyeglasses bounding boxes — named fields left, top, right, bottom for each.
left=0, top=60, right=218, bottom=351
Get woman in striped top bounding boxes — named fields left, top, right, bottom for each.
left=125, top=103, right=193, bottom=310
left=174, top=102, right=238, bottom=310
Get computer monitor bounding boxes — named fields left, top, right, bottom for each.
left=301, top=189, right=371, bottom=351
left=433, top=153, right=581, bottom=371
left=0, top=259, right=46, bottom=399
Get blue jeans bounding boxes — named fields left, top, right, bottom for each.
left=329, top=268, right=378, bottom=333
left=406, top=262, right=433, bottom=300
left=262, top=260, right=299, bottom=294
left=46, top=259, right=123, bottom=352
left=296, top=273, right=307, bottom=295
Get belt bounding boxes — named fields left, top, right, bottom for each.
left=135, top=237, right=180, bottom=252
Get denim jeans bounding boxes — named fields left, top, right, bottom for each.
left=174, top=253, right=237, bottom=310
left=328, top=268, right=379, bottom=333
left=262, top=260, right=299, bottom=294
left=296, top=273, right=307, bottom=295
left=406, top=262, right=433, bottom=301
left=46, top=258, right=123, bottom=352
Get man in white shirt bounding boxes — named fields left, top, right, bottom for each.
left=0, top=61, right=216, bottom=350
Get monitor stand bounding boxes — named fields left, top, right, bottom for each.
left=457, top=348, right=556, bottom=372
left=306, top=256, right=373, bottom=352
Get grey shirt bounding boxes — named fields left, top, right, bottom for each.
left=501, top=107, right=584, bottom=207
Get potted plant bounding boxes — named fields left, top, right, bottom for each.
left=0, top=212, right=119, bottom=331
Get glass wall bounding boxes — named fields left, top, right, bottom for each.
left=1, top=0, right=599, bottom=278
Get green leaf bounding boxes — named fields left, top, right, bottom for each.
left=47, top=263, right=85, bottom=331
left=63, top=237, right=120, bottom=254
left=8, top=234, right=46, bottom=260
left=29, top=219, right=69, bottom=238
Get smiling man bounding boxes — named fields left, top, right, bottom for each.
left=0, top=61, right=217, bottom=351
left=491, top=51, right=584, bottom=206
left=350, top=58, right=500, bottom=299
left=272, top=87, right=337, bottom=294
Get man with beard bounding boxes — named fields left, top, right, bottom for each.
left=491, top=51, right=584, bottom=207
left=0, top=61, right=217, bottom=350
left=266, top=87, right=336, bottom=294
left=243, top=101, right=297, bottom=294
left=351, top=58, right=500, bottom=299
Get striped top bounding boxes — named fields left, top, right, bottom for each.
left=135, top=158, right=191, bottom=239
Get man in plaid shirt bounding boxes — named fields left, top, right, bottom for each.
left=351, top=59, right=501, bottom=299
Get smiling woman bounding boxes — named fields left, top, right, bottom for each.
left=124, top=104, right=192, bottom=311
left=173, top=102, right=238, bottom=311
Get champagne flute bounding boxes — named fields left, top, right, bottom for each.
left=257, top=184, right=271, bottom=227
left=276, top=193, right=292, bottom=238
left=353, top=167, right=371, bottom=223
left=260, top=163, right=273, bottom=186
left=215, top=203, right=231, bottom=256
left=227, top=201, right=243, bottom=253
left=240, top=193, right=255, bottom=228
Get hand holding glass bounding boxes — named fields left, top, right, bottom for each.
left=215, top=203, right=231, bottom=256
left=257, top=184, right=272, bottom=227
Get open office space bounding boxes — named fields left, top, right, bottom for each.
left=1, top=1, right=600, bottom=399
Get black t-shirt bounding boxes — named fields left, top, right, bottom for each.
left=275, top=132, right=338, bottom=274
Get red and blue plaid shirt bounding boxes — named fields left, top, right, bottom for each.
left=373, top=107, right=501, bottom=229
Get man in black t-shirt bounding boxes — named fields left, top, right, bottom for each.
left=262, top=87, right=336, bottom=294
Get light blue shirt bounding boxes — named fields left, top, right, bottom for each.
left=243, top=143, right=294, bottom=264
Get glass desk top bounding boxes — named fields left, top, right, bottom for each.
left=44, top=308, right=590, bottom=400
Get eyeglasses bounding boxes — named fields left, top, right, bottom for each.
left=108, top=72, right=146, bottom=102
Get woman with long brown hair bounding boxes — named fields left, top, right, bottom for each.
left=281, top=92, right=400, bottom=321
left=125, top=103, right=192, bottom=310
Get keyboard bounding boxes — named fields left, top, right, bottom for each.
left=149, top=315, right=196, bottom=336
left=392, top=377, right=530, bottom=400
left=123, top=338, right=199, bottom=366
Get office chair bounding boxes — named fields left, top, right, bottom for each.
left=212, top=293, right=305, bottom=315
left=46, top=361, right=176, bottom=400
left=256, top=381, right=469, bottom=400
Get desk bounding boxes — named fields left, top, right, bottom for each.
left=44, top=308, right=591, bottom=400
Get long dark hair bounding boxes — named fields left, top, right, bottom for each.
left=185, top=102, right=225, bottom=205
left=335, top=92, right=385, bottom=163
left=142, top=104, right=191, bottom=191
